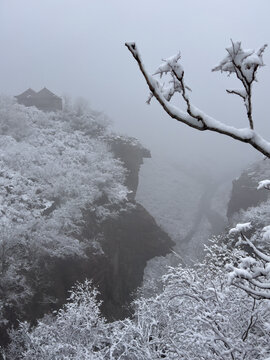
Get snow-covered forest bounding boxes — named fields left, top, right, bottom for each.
left=1, top=89, right=270, bottom=359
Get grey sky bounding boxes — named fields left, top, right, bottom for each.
left=1, top=0, right=270, bottom=177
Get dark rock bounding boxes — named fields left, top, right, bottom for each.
left=92, top=136, right=172, bottom=318
left=108, top=136, right=151, bottom=200
left=227, top=160, right=270, bottom=218
left=15, top=136, right=172, bottom=328
left=99, top=202, right=173, bottom=319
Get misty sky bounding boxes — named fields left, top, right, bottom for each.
left=1, top=0, right=270, bottom=178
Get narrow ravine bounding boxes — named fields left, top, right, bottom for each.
left=180, top=181, right=226, bottom=247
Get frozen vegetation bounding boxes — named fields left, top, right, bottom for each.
left=6, top=224, right=270, bottom=359
left=1, top=39, right=270, bottom=359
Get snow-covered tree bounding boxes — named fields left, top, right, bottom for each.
left=5, top=280, right=108, bottom=360
left=8, top=240, right=270, bottom=359
left=115, top=242, right=269, bottom=359
left=0, top=96, right=130, bottom=334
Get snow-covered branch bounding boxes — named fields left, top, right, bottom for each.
left=213, top=41, right=267, bottom=130
left=228, top=223, right=270, bottom=300
left=125, top=41, right=270, bottom=158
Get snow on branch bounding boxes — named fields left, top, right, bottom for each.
left=257, top=179, right=270, bottom=190
left=228, top=223, right=270, bottom=299
left=212, top=40, right=267, bottom=130
left=262, top=225, right=270, bottom=242
left=125, top=41, right=270, bottom=158
left=229, top=222, right=252, bottom=235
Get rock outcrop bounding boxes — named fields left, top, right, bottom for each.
left=20, top=137, right=173, bottom=325
left=227, top=160, right=270, bottom=218
left=108, top=135, right=151, bottom=199
left=98, top=136, right=172, bottom=318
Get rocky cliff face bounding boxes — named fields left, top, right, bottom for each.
left=227, top=160, right=270, bottom=219
left=18, top=137, right=173, bottom=326
left=98, top=202, right=173, bottom=319
left=99, top=136, right=172, bottom=318
left=84, top=136, right=173, bottom=319
left=108, top=135, right=151, bottom=199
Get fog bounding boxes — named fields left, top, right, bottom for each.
left=1, top=0, right=270, bottom=177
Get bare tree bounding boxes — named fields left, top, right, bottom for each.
left=125, top=41, right=269, bottom=157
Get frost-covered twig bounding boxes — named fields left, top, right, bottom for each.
left=213, top=41, right=267, bottom=130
